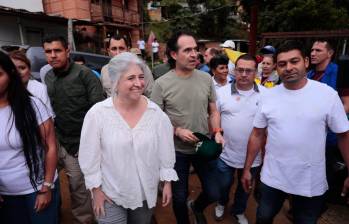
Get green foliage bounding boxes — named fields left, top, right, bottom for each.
left=146, top=0, right=247, bottom=41
left=240, top=0, right=349, bottom=32
left=168, top=6, right=201, bottom=35
left=195, top=0, right=244, bottom=39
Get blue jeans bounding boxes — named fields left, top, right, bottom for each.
left=0, top=180, right=60, bottom=224
left=172, top=151, right=221, bottom=224
left=256, top=182, right=326, bottom=224
left=217, top=159, right=259, bottom=214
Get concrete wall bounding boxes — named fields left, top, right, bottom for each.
left=0, top=14, right=67, bottom=46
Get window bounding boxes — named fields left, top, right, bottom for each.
left=123, top=0, right=129, bottom=10
left=25, top=28, right=43, bottom=46
left=102, top=0, right=112, bottom=20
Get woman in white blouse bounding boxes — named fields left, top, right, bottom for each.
left=78, top=52, right=178, bottom=224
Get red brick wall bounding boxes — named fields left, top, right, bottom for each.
left=90, top=3, right=103, bottom=21
left=43, top=0, right=91, bottom=20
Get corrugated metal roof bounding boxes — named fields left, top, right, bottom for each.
left=0, top=5, right=67, bottom=22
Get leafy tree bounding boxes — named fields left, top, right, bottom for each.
left=240, top=0, right=349, bottom=32
left=146, top=0, right=247, bottom=41
left=194, top=0, right=246, bottom=39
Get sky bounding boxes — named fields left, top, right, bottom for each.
left=0, top=0, right=44, bottom=12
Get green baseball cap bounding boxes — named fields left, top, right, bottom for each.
left=193, top=132, right=223, bottom=161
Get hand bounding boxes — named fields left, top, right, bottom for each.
left=34, top=188, right=52, bottom=212
left=175, top=127, right=199, bottom=143
left=214, top=132, right=225, bottom=146
left=92, top=187, right=112, bottom=218
left=162, top=182, right=172, bottom=207
left=241, top=169, right=252, bottom=193
left=341, top=176, right=349, bottom=204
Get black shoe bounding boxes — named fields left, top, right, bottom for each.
left=188, top=200, right=207, bottom=224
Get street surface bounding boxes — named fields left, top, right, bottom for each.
left=60, top=171, right=349, bottom=224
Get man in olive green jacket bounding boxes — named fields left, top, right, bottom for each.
left=43, top=35, right=105, bottom=224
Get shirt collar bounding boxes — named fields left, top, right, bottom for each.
left=53, top=61, right=73, bottom=76
left=101, top=96, right=157, bottom=111
left=212, top=76, right=233, bottom=87
left=231, top=80, right=260, bottom=95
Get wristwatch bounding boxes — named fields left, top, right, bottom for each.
left=43, top=181, right=55, bottom=189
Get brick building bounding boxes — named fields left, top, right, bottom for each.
left=43, top=0, right=142, bottom=54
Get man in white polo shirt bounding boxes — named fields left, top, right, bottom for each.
left=214, top=54, right=264, bottom=224
left=241, top=40, right=349, bottom=224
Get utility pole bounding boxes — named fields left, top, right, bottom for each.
left=248, top=0, right=258, bottom=55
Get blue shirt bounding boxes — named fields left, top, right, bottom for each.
left=307, top=62, right=338, bottom=90
left=199, top=64, right=210, bottom=73
left=308, top=62, right=338, bottom=146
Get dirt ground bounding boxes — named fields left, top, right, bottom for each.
left=60, top=171, right=349, bottom=224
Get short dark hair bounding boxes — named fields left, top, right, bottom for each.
left=313, top=39, right=334, bottom=53
left=197, top=53, right=204, bottom=64
left=209, top=54, right=229, bottom=70
left=275, top=40, right=306, bottom=60
left=42, top=35, right=68, bottom=49
left=9, top=50, right=31, bottom=69
left=166, top=31, right=196, bottom=69
left=108, top=35, right=130, bottom=49
left=235, top=54, right=258, bottom=69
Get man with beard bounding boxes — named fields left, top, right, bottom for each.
left=241, top=40, right=349, bottom=224
left=151, top=31, right=224, bottom=224
left=43, top=35, right=105, bottom=224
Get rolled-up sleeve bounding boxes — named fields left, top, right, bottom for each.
left=78, top=107, right=102, bottom=190
left=158, top=112, right=178, bottom=182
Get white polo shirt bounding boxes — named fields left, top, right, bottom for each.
left=254, top=79, right=349, bottom=197
left=216, top=82, right=265, bottom=168
left=212, top=76, right=233, bottom=91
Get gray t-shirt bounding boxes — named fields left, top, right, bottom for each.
left=151, top=69, right=216, bottom=154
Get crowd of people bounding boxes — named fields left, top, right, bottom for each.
left=0, top=31, right=348, bottom=224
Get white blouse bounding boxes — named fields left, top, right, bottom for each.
left=78, top=97, right=178, bottom=209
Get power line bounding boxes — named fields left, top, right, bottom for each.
left=138, top=3, right=236, bottom=25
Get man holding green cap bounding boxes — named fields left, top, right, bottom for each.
left=151, top=31, right=224, bottom=224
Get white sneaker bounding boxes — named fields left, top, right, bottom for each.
left=234, top=214, right=249, bottom=224
left=214, top=204, right=225, bottom=221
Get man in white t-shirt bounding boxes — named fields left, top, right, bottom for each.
left=152, top=38, right=160, bottom=61
left=241, top=40, right=349, bottom=224
left=214, top=54, right=264, bottom=224
left=137, top=38, right=146, bottom=59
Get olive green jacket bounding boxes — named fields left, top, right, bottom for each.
left=45, top=63, right=105, bottom=155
